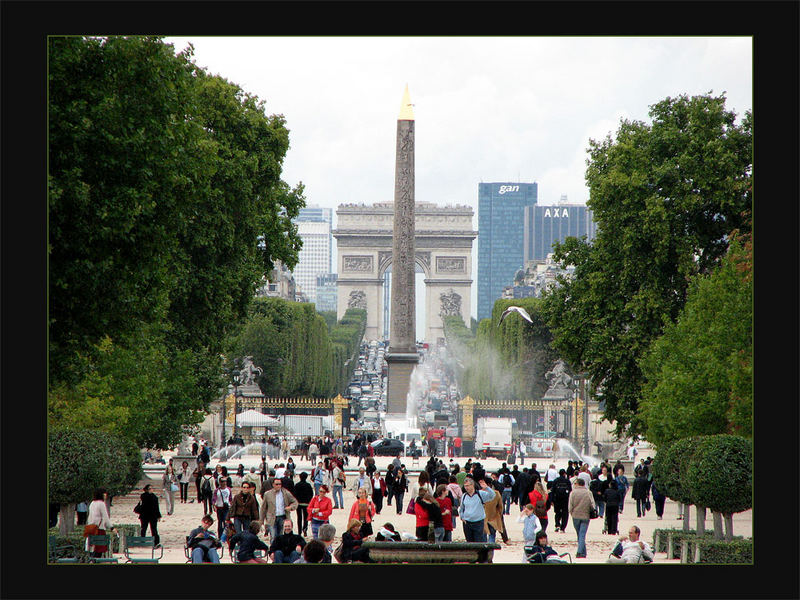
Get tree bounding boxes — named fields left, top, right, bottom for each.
left=542, top=93, right=752, bottom=437
left=48, top=428, right=142, bottom=534
left=48, top=36, right=304, bottom=448
left=639, top=236, right=752, bottom=448
left=684, top=434, right=752, bottom=541
left=651, top=437, right=702, bottom=533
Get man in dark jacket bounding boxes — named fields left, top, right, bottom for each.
left=516, top=468, right=532, bottom=512
left=549, top=469, right=572, bottom=532
left=604, top=480, right=621, bottom=535
left=229, top=520, right=270, bottom=563
left=632, top=472, right=651, bottom=518
left=293, top=472, right=314, bottom=537
left=269, top=518, right=306, bottom=563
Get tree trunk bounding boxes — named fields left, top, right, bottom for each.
left=58, top=504, right=76, bottom=536
left=682, top=504, right=691, bottom=532
left=712, top=511, right=724, bottom=540
left=724, top=513, right=734, bottom=541
left=696, top=505, right=706, bottom=536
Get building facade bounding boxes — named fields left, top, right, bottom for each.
left=315, top=273, right=338, bottom=312
left=524, top=197, right=596, bottom=263
left=292, top=220, right=332, bottom=304
left=477, top=182, right=538, bottom=321
left=256, top=260, right=296, bottom=301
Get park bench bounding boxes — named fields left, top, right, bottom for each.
left=87, top=534, right=119, bottom=564
left=48, top=536, right=79, bottom=563
left=361, top=541, right=501, bottom=564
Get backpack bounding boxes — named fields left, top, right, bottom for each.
left=534, top=499, right=548, bottom=519
left=201, top=476, right=213, bottom=498
left=502, top=474, right=513, bottom=488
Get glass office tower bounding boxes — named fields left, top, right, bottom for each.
left=477, top=182, right=538, bottom=322
left=523, top=201, right=597, bottom=263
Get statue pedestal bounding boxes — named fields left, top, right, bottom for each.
left=386, top=352, right=419, bottom=415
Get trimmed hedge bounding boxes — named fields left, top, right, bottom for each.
left=694, top=538, right=753, bottom=564
left=652, top=528, right=746, bottom=561
left=684, top=434, right=752, bottom=515
left=653, top=528, right=717, bottom=558
left=651, top=437, right=702, bottom=505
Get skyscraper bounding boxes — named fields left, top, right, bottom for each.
left=296, top=205, right=333, bottom=273
left=523, top=197, right=597, bottom=263
left=477, top=182, right=538, bottom=321
left=292, top=220, right=331, bottom=303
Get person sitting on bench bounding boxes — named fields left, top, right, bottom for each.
left=188, top=515, right=222, bottom=563
left=527, top=531, right=569, bottom=564
left=606, top=525, right=654, bottom=563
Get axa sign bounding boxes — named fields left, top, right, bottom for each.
left=543, top=208, right=569, bottom=218
left=497, top=185, right=520, bottom=195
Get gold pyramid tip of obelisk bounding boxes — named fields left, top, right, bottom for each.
left=398, top=84, right=415, bottom=120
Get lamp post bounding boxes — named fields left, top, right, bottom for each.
left=232, top=367, right=241, bottom=440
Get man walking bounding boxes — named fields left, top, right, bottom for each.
left=568, top=477, right=595, bottom=559
left=229, top=481, right=259, bottom=536
left=549, top=468, right=572, bottom=532
left=260, top=476, right=299, bottom=542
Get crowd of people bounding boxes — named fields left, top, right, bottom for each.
left=76, top=433, right=660, bottom=565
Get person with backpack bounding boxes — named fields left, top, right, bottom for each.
left=529, top=480, right=550, bottom=533
left=500, top=470, right=515, bottom=515
left=199, top=468, right=215, bottom=515
left=549, top=469, right=572, bottom=532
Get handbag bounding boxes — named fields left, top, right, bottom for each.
left=406, top=497, right=416, bottom=515
left=333, top=543, right=345, bottom=563
left=171, top=483, right=179, bottom=492
left=589, top=505, right=599, bottom=519
left=133, top=501, right=142, bottom=515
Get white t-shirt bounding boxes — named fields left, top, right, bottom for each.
left=275, top=467, right=286, bottom=479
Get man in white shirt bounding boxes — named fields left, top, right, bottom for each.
left=518, top=441, right=526, bottom=465
left=606, top=525, right=654, bottom=563
left=275, top=464, right=286, bottom=479
left=627, top=443, right=638, bottom=461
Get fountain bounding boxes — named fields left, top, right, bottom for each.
left=553, top=438, right=598, bottom=467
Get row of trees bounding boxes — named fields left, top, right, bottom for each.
left=652, top=434, right=752, bottom=540
left=444, top=298, right=559, bottom=403
left=228, top=298, right=366, bottom=397
left=48, top=36, right=306, bottom=531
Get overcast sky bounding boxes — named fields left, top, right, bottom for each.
left=165, top=36, right=752, bottom=332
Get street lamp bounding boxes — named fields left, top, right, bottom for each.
left=232, top=366, right=241, bottom=440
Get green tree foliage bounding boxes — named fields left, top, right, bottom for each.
left=444, top=298, right=559, bottom=402
left=684, top=434, right=752, bottom=540
left=231, top=298, right=365, bottom=397
left=640, top=236, right=753, bottom=447
left=48, top=428, right=142, bottom=534
left=651, top=437, right=702, bottom=507
left=48, top=36, right=304, bottom=448
left=542, top=93, right=752, bottom=437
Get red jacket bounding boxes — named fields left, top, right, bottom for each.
left=307, top=494, right=333, bottom=522
left=414, top=500, right=430, bottom=527
left=529, top=489, right=549, bottom=520
left=436, top=497, right=453, bottom=531
left=349, top=498, right=376, bottom=524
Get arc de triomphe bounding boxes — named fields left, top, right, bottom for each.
left=333, top=202, right=477, bottom=344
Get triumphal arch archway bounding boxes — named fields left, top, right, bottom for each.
left=333, top=202, right=477, bottom=344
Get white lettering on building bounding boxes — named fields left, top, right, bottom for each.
left=498, top=185, right=520, bottom=195
left=543, top=208, right=569, bottom=218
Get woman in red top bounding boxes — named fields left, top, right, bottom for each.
left=529, top=479, right=550, bottom=533
left=435, top=483, right=454, bottom=542
left=348, top=487, right=376, bottom=536
left=307, top=485, right=333, bottom=539
left=413, top=492, right=431, bottom=541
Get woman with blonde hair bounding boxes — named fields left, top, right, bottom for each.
left=529, top=479, right=550, bottom=533
left=340, top=518, right=374, bottom=563
left=348, top=486, right=376, bottom=537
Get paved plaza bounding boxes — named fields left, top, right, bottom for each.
left=103, top=453, right=752, bottom=565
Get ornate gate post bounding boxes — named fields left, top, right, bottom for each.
left=459, top=395, right=476, bottom=458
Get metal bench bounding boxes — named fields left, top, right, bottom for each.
left=123, top=536, right=163, bottom=564
left=88, top=534, right=119, bottom=564
left=48, top=536, right=79, bottom=563
left=361, top=541, right=501, bottom=564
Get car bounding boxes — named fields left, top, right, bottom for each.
left=370, top=438, right=406, bottom=456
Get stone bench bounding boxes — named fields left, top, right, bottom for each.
left=361, top=541, right=501, bottom=564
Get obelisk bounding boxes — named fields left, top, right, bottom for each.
left=386, top=85, right=420, bottom=415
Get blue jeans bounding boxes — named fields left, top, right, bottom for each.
left=573, top=518, right=589, bottom=556
left=502, top=490, right=513, bottom=514
left=191, top=547, right=220, bottom=563
left=618, top=489, right=627, bottom=513
left=332, top=485, right=344, bottom=509
left=273, top=549, right=300, bottom=563
left=271, top=515, right=287, bottom=542
left=434, top=527, right=445, bottom=542
left=462, top=519, right=486, bottom=542
left=443, top=529, right=452, bottom=542
left=596, top=498, right=606, bottom=518
left=234, top=517, right=251, bottom=536
left=314, top=483, right=322, bottom=496
left=311, top=518, right=326, bottom=539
